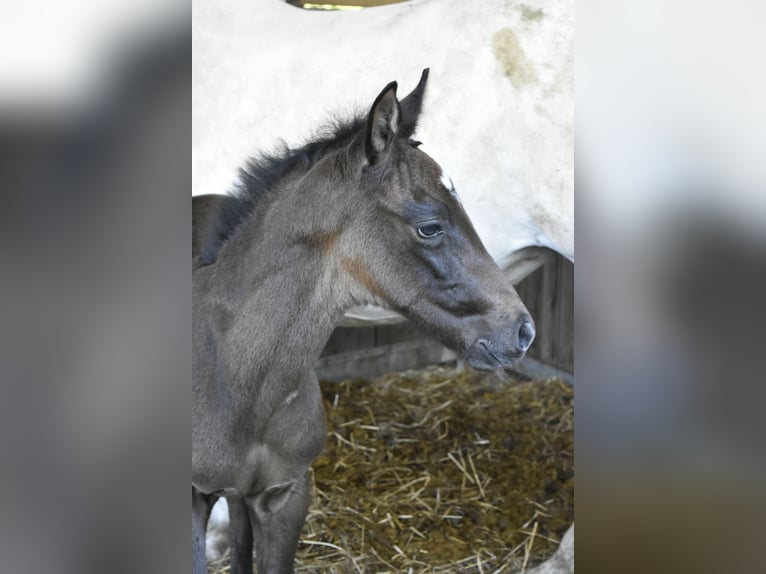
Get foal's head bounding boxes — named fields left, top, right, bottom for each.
left=336, top=70, right=535, bottom=370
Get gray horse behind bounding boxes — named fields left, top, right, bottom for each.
left=192, top=70, right=535, bottom=574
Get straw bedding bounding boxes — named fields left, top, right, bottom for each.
left=212, top=365, right=574, bottom=573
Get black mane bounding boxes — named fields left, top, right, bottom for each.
left=198, top=115, right=365, bottom=264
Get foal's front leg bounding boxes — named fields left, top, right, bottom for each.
left=192, top=487, right=217, bottom=574
left=248, top=471, right=311, bottom=574
left=227, top=495, right=254, bottom=574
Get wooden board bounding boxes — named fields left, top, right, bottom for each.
left=515, top=250, right=574, bottom=373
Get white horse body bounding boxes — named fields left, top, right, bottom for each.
left=193, top=0, right=573, bottom=263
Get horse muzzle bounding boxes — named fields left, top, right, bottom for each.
left=464, top=315, right=536, bottom=371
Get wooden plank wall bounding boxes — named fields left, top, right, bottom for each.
left=317, top=250, right=574, bottom=380
left=515, top=250, right=574, bottom=373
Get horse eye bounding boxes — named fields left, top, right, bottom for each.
left=416, top=224, right=443, bottom=239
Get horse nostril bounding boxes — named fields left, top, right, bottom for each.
left=517, top=319, right=535, bottom=352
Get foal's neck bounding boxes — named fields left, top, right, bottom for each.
left=216, top=208, right=352, bottom=391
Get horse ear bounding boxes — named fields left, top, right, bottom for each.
left=365, top=81, right=400, bottom=165
left=400, top=68, right=429, bottom=139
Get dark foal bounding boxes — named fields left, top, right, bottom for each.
left=192, top=70, right=535, bottom=574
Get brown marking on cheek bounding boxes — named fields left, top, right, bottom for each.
left=299, top=231, right=339, bottom=256
left=341, top=258, right=387, bottom=300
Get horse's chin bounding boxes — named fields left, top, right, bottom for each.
left=465, top=339, right=523, bottom=372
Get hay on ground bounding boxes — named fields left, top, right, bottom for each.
left=213, top=365, right=574, bottom=574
